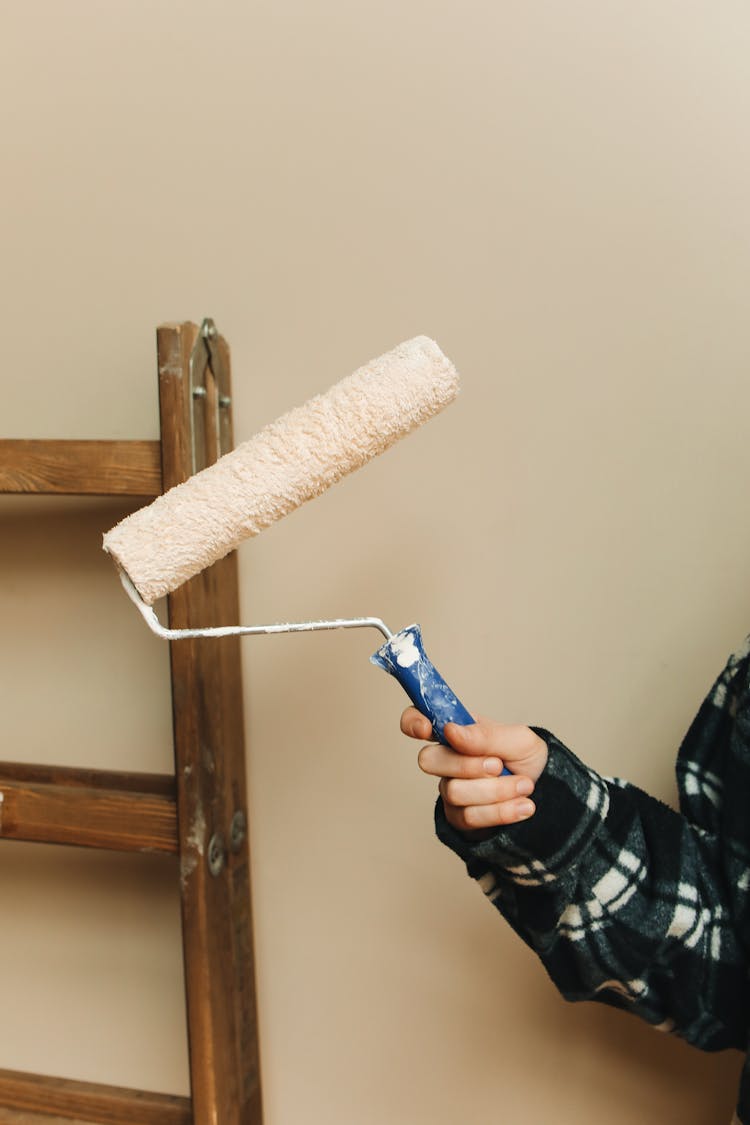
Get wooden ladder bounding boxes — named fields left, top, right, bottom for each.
left=0, top=321, right=263, bottom=1125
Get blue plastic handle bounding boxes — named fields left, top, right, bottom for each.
left=371, top=623, right=510, bottom=773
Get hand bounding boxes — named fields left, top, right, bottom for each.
left=401, top=708, right=548, bottom=835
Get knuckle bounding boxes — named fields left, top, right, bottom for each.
left=496, top=778, right=514, bottom=802
left=460, top=756, right=482, bottom=778
left=462, top=805, right=482, bottom=829
left=506, top=777, right=529, bottom=802
left=498, top=802, right=517, bottom=825
left=443, top=779, right=460, bottom=805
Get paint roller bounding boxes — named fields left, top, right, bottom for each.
left=104, top=335, right=502, bottom=754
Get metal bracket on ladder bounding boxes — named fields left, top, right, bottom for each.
left=189, top=317, right=233, bottom=474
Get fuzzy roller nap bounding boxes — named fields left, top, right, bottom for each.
left=104, top=336, right=459, bottom=606
left=104, top=334, right=497, bottom=755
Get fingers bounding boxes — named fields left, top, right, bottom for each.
left=444, top=719, right=549, bottom=784
left=444, top=719, right=544, bottom=762
left=439, top=771, right=536, bottom=831
left=403, top=709, right=543, bottom=834
left=400, top=707, right=434, bottom=741
left=401, top=709, right=545, bottom=765
left=443, top=794, right=536, bottom=833
left=401, top=710, right=542, bottom=759
left=439, top=774, right=534, bottom=808
left=418, top=741, right=504, bottom=780
left=419, top=742, right=538, bottom=827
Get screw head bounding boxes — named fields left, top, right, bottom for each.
left=230, top=810, right=247, bottom=852
left=207, top=832, right=226, bottom=876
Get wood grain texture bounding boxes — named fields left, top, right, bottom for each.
left=0, top=763, right=176, bottom=796
left=0, top=324, right=261, bottom=1121
left=159, top=323, right=263, bottom=1123
left=0, top=770, right=178, bottom=853
left=0, top=1114, right=96, bottom=1124
left=0, top=440, right=162, bottom=495
left=0, top=1068, right=191, bottom=1124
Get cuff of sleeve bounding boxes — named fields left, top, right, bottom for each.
left=434, top=729, right=610, bottom=885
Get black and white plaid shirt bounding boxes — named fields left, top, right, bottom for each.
left=436, top=637, right=750, bottom=1123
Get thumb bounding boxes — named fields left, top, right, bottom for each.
left=442, top=719, right=493, bottom=757
left=444, top=718, right=548, bottom=775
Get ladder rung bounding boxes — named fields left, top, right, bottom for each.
left=0, top=1067, right=191, bottom=1124
left=0, top=440, right=162, bottom=496
left=0, top=764, right=177, bottom=854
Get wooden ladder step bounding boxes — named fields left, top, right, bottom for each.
left=0, top=1068, right=191, bottom=1124
left=0, top=764, right=177, bottom=854
left=0, top=440, right=162, bottom=496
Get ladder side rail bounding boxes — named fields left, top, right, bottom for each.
left=158, top=322, right=263, bottom=1124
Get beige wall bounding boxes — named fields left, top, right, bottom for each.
left=3, top=1, right=750, bottom=1120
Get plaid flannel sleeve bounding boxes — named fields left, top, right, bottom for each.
left=435, top=731, right=750, bottom=1051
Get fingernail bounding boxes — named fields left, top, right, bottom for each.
left=517, top=800, right=535, bottom=819
left=515, top=778, right=533, bottom=797
left=483, top=757, right=503, bottom=775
